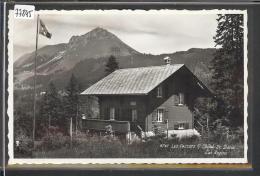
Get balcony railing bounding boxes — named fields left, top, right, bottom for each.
left=82, top=119, right=130, bottom=133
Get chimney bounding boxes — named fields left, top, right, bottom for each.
left=163, top=56, right=171, bottom=65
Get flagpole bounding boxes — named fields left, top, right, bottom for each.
left=32, top=14, right=39, bottom=148
left=70, top=117, right=73, bottom=149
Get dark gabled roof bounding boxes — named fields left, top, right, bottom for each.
left=81, top=64, right=184, bottom=95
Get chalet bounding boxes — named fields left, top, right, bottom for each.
left=81, top=63, right=211, bottom=139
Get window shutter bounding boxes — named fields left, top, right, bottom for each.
left=161, top=109, right=165, bottom=121
left=109, top=107, right=111, bottom=120
left=152, top=110, right=157, bottom=122
left=118, top=108, right=121, bottom=120
left=106, top=107, right=109, bottom=120
left=174, top=123, right=178, bottom=130
left=164, top=110, right=168, bottom=121
left=115, top=108, right=119, bottom=120
left=129, top=108, right=132, bottom=121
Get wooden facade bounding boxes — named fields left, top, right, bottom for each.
left=81, top=65, right=210, bottom=134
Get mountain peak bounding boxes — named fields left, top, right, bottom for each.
left=65, top=27, right=139, bottom=64
left=68, top=27, right=117, bottom=45
left=86, top=27, right=116, bottom=39
left=90, top=27, right=108, bottom=33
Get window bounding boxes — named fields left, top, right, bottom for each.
left=157, top=86, right=163, bottom=98
left=130, top=101, right=136, bottom=106
left=131, top=109, right=137, bottom=122
left=109, top=107, right=115, bottom=120
left=156, top=109, right=164, bottom=122
left=178, top=93, right=184, bottom=105
left=174, top=122, right=189, bottom=130
left=178, top=123, right=185, bottom=130
left=81, top=114, right=86, bottom=120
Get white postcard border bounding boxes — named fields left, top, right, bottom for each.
left=7, top=9, right=248, bottom=165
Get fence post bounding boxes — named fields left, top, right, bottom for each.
left=166, top=119, right=169, bottom=140
left=207, top=117, right=209, bottom=139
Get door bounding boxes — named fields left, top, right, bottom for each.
left=131, top=109, right=137, bottom=122
left=109, top=107, right=115, bottom=120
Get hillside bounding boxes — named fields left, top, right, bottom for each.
left=14, top=27, right=216, bottom=91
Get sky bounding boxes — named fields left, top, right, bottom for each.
left=13, top=10, right=218, bottom=61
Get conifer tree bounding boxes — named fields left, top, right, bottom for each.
left=211, top=14, right=244, bottom=128
left=39, top=81, right=61, bottom=131
left=105, top=55, right=119, bottom=74
left=64, top=74, right=80, bottom=133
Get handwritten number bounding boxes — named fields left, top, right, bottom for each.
left=14, top=8, right=33, bottom=18
left=28, top=10, right=32, bottom=17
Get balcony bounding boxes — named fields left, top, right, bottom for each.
left=82, top=119, right=130, bottom=133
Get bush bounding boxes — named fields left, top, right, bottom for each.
left=209, top=123, right=230, bottom=143
left=32, top=129, right=244, bottom=158
left=152, top=124, right=165, bottom=136
left=143, top=131, right=167, bottom=145
left=179, top=134, right=200, bottom=143
left=34, top=133, right=127, bottom=158
left=40, top=126, right=70, bottom=150
left=73, top=134, right=126, bottom=158
left=14, top=133, right=33, bottom=157
left=227, top=127, right=244, bottom=144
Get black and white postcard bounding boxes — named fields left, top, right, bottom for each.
left=7, top=9, right=248, bottom=164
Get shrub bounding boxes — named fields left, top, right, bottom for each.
left=152, top=124, right=165, bottom=136
left=210, top=124, right=230, bottom=143
left=40, top=126, right=70, bottom=150
left=146, top=133, right=166, bottom=141
left=74, top=134, right=126, bottom=158
left=179, top=134, right=200, bottom=143
left=170, top=133, right=177, bottom=139
left=227, top=127, right=244, bottom=144
left=14, top=133, right=33, bottom=157
left=35, top=134, right=127, bottom=158
left=32, top=132, right=244, bottom=158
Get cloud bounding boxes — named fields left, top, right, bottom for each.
left=13, top=10, right=218, bottom=60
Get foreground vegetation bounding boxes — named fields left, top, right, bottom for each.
left=15, top=130, right=244, bottom=158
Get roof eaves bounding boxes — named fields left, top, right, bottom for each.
left=144, top=64, right=184, bottom=94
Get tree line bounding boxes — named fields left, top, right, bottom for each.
left=14, top=55, right=119, bottom=140
left=37, top=56, right=119, bottom=137
left=37, top=74, right=81, bottom=137
left=195, top=14, right=244, bottom=137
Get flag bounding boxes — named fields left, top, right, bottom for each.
left=39, top=19, right=52, bottom=39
